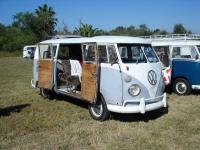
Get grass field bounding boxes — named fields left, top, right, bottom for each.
left=0, top=57, right=199, bottom=150
left=0, top=51, right=21, bottom=58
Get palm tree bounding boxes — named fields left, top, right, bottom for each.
left=35, top=4, right=58, bottom=39
left=74, top=22, right=98, bottom=37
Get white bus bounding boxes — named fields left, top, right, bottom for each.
left=23, top=45, right=37, bottom=58
left=31, top=36, right=167, bottom=121
left=144, top=34, right=200, bottom=95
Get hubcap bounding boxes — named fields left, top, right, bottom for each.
left=91, top=101, right=103, bottom=117
left=176, top=82, right=187, bottom=94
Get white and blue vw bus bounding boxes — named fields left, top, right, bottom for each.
left=149, top=34, right=200, bottom=95
left=31, top=36, right=167, bottom=121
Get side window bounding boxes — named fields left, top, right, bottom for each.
left=191, top=47, right=198, bottom=59
left=131, top=46, right=147, bottom=63
left=27, top=47, right=34, bottom=54
left=83, top=44, right=96, bottom=62
left=98, top=45, right=108, bottom=63
left=27, top=47, right=33, bottom=51
left=39, top=45, right=52, bottom=59
left=172, top=47, right=181, bottom=58
left=108, top=45, right=118, bottom=63
left=172, top=46, right=198, bottom=59
left=118, top=47, right=128, bottom=58
left=58, top=45, right=69, bottom=59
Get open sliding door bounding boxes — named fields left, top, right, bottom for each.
left=38, top=44, right=54, bottom=89
left=81, top=43, right=98, bottom=102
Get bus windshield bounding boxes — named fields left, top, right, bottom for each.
left=142, top=45, right=159, bottom=63
left=118, top=44, right=158, bottom=63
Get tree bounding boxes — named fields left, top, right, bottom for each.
left=74, top=22, right=98, bottom=37
left=109, top=26, right=136, bottom=36
left=153, top=28, right=168, bottom=35
left=12, top=12, right=36, bottom=30
left=35, top=4, right=58, bottom=40
left=0, top=25, right=37, bottom=52
left=110, top=26, right=127, bottom=35
left=173, top=24, right=187, bottom=34
left=56, top=22, right=72, bottom=35
left=95, top=29, right=109, bottom=36
left=136, top=24, right=151, bottom=36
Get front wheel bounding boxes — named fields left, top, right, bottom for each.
left=89, top=96, right=110, bottom=121
left=173, top=78, right=191, bottom=95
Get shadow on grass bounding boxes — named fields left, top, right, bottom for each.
left=191, top=90, right=200, bottom=95
left=0, top=104, right=30, bottom=117
left=54, top=94, right=168, bottom=122
left=52, top=93, right=169, bottom=122
left=111, top=107, right=169, bottom=122
left=55, top=94, right=88, bottom=109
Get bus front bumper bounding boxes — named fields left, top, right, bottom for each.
left=107, top=93, right=167, bottom=114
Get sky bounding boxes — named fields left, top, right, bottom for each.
left=0, top=0, right=200, bottom=33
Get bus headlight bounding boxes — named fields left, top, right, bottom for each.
left=128, top=84, right=141, bottom=96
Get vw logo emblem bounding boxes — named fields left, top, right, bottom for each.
left=148, top=70, right=157, bottom=85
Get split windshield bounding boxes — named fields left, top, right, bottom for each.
left=117, top=44, right=158, bottom=63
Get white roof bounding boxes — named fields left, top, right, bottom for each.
left=142, top=34, right=200, bottom=40
left=50, top=35, right=82, bottom=39
left=40, top=36, right=151, bottom=44
left=152, top=40, right=200, bottom=46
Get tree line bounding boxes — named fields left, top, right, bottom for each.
left=0, top=4, right=192, bottom=52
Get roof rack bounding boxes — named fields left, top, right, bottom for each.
left=48, top=35, right=82, bottom=39
left=141, top=34, right=200, bottom=41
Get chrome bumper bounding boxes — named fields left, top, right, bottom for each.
left=107, top=93, right=167, bottom=114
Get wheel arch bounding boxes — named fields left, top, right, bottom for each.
left=97, top=92, right=107, bottom=103
left=172, top=76, right=191, bottom=87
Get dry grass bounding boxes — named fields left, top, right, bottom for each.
left=0, top=57, right=199, bottom=150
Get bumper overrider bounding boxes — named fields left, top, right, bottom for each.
left=107, top=93, right=167, bottom=114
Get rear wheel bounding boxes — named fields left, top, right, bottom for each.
left=89, top=96, right=110, bottom=121
left=173, top=78, right=191, bottom=95
left=40, top=88, right=55, bottom=99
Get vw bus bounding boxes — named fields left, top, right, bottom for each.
left=145, top=34, right=200, bottom=95
left=31, top=36, right=167, bottom=121
left=23, top=45, right=37, bottom=59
